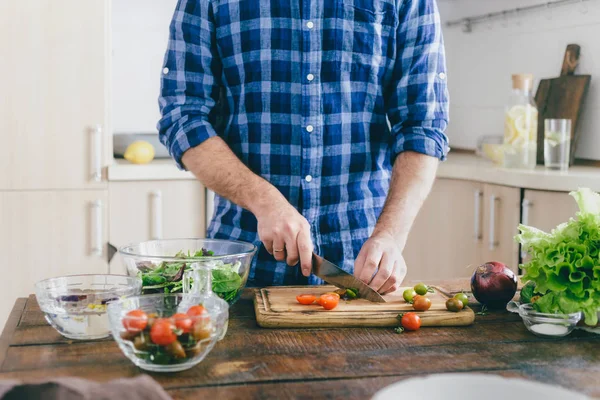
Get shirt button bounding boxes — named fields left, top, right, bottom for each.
left=307, top=74, right=315, bottom=81
left=438, top=72, right=446, bottom=80
left=305, top=175, right=313, bottom=183
left=306, top=125, right=314, bottom=133
left=163, top=67, right=169, bottom=75
left=306, top=21, right=314, bottom=29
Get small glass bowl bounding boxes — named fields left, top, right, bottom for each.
left=35, top=274, right=142, bottom=340
left=507, top=301, right=582, bottom=338
left=107, top=293, right=229, bottom=373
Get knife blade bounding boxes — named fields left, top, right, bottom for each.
left=312, top=253, right=386, bottom=303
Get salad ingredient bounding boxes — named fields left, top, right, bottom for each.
left=296, top=294, right=317, bottom=305
left=471, top=261, right=517, bottom=309
left=412, top=295, right=431, bottom=311
left=166, top=340, right=186, bottom=359
left=333, top=288, right=359, bottom=300
left=454, top=292, right=470, bottom=306
left=192, top=319, right=213, bottom=341
left=414, top=283, right=433, bottom=295
left=138, top=249, right=245, bottom=304
left=530, top=323, right=569, bottom=336
left=150, top=319, right=177, bottom=346
left=400, top=312, right=421, bottom=331
left=186, top=305, right=207, bottom=319
left=133, top=333, right=151, bottom=351
left=516, top=188, right=600, bottom=325
left=122, top=309, right=148, bottom=333
left=476, top=305, right=489, bottom=316
left=323, top=292, right=341, bottom=300
left=403, top=289, right=417, bottom=303
left=519, top=281, right=536, bottom=304
left=446, top=298, right=464, bottom=312
left=172, top=313, right=193, bottom=333
left=319, top=294, right=340, bottom=310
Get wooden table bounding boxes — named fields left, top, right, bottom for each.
left=1, top=280, right=599, bottom=399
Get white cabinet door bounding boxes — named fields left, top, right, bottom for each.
left=404, top=179, right=484, bottom=282
left=0, top=0, right=108, bottom=190
left=109, top=181, right=206, bottom=273
left=481, top=183, right=521, bottom=272
left=520, top=189, right=578, bottom=263
left=0, top=190, right=109, bottom=327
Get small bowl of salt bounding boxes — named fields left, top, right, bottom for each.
left=507, top=302, right=582, bottom=338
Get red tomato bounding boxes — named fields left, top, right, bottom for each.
left=323, top=292, right=341, bottom=300
left=296, top=294, right=317, bottom=305
left=171, top=313, right=193, bottom=333
left=401, top=312, right=421, bottom=331
left=150, top=318, right=177, bottom=346
left=187, top=305, right=207, bottom=318
left=319, top=294, right=340, bottom=310
left=122, top=309, right=148, bottom=333
left=412, top=295, right=432, bottom=311
left=315, top=297, right=324, bottom=306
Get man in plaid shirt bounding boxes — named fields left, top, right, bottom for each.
left=158, top=0, right=449, bottom=292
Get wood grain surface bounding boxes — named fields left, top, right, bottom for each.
left=0, top=280, right=598, bottom=400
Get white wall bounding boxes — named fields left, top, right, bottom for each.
left=111, top=0, right=178, bottom=134
left=438, top=0, right=600, bottom=160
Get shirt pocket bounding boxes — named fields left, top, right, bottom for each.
left=336, top=1, right=396, bottom=79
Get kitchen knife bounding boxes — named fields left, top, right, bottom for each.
left=312, top=253, right=386, bottom=303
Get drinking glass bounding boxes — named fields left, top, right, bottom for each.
left=544, top=119, right=572, bottom=171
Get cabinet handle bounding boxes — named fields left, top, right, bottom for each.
left=489, top=195, right=499, bottom=251
left=521, top=199, right=532, bottom=259
left=91, top=200, right=103, bottom=256
left=474, top=189, right=483, bottom=242
left=91, top=124, right=103, bottom=182
left=150, top=191, right=163, bottom=240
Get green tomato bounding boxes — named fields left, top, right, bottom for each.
left=414, top=283, right=429, bottom=296
left=403, top=289, right=417, bottom=303
left=446, top=298, right=464, bottom=312
left=454, top=292, right=470, bottom=306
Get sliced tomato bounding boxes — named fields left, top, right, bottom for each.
left=315, top=296, right=324, bottom=306
left=319, top=294, right=340, bottom=310
left=322, top=292, right=341, bottom=300
left=296, top=294, right=317, bottom=305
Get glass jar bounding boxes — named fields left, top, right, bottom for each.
left=503, top=74, right=538, bottom=169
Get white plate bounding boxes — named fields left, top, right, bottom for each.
left=372, top=373, right=589, bottom=400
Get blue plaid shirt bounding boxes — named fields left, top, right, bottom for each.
left=158, top=0, right=450, bottom=287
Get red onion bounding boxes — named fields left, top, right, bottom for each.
left=471, top=261, right=517, bottom=309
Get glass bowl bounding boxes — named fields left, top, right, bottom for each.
left=507, top=301, right=582, bottom=338
left=35, top=274, right=142, bottom=340
left=119, top=239, right=257, bottom=305
left=107, top=293, right=229, bottom=372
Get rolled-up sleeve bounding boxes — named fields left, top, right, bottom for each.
left=157, top=0, right=221, bottom=170
left=387, top=0, right=450, bottom=161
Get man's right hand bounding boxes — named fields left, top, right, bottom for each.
left=255, top=201, right=314, bottom=277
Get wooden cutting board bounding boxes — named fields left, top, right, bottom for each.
left=254, top=285, right=475, bottom=328
left=535, top=44, right=591, bottom=165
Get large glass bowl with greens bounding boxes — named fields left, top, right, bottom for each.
left=119, top=239, right=257, bottom=305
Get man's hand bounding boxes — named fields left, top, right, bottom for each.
left=354, top=232, right=407, bottom=294
left=255, top=200, right=314, bottom=276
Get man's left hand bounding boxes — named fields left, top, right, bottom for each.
left=354, top=232, right=407, bottom=295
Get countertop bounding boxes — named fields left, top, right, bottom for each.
left=1, top=279, right=599, bottom=399
left=108, top=153, right=600, bottom=192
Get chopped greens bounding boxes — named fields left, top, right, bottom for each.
left=516, top=188, right=600, bottom=325
left=137, top=248, right=245, bottom=304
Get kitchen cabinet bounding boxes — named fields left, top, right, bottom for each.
left=108, top=181, right=206, bottom=273
left=520, top=189, right=579, bottom=262
left=0, top=190, right=109, bottom=327
left=0, top=0, right=109, bottom=190
left=404, top=179, right=520, bottom=282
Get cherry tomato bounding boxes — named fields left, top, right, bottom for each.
left=414, top=283, right=430, bottom=296
left=323, top=292, right=341, bottom=300
left=193, top=319, right=214, bottom=341
left=296, top=294, right=317, bottom=305
left=166, top=340, right=186, bottom=359
left=454, top=292, right=470, bottom=306
left=315, top=297, right=324, bottom=306
left=171, top=313, right=193, bottom=333
left=412, top=295, right=432, bottom=311
left=187, top=305, right=207, bottom=318
left=150, top=318, right=177, bottom=346
left=403, top=289, right=417, bottom=303
left=401, top=312, right=421, bottom=331
left=319, top=294, right=340, bottom=310
left=446, top=298, right=464, bottom=312
left=122, top=309, right=148, bottom=333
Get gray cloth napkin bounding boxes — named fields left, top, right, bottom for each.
left=0, top=375, right=172, bottom=400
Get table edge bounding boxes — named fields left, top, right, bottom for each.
left=0, top=298, right=28, bottom=368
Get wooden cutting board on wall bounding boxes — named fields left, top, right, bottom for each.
left=254, top=285, right=475, bottom=328
left=535, top=44, right=591, bottom=165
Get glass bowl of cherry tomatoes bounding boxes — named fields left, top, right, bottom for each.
left=107, top=293, right=229, bottom=372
